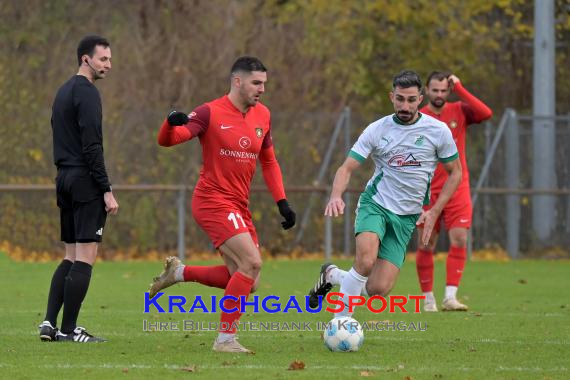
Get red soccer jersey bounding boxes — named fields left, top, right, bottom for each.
left=420, top=82, right=492, bottom=192
left=157, top=95, right=286, bottom=207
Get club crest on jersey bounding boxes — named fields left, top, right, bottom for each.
left=239, top=136, right=252, bottom=149
left=255, top=128, right=263, bottom=138
left=449, top=120, right=457, bottom=129
left=380, top=136, right=392, bottom=149
left=414, top=135, right=425, bottom=146
left=388, top=153, right=421, bottom=168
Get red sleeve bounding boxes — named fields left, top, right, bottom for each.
left=454, top=82, right=493, bottom=125
left=261, top=121, right=273, bottom=149
left=259, top=145, right=286, bottom=202
left=157, top=105, right=210, bottom=146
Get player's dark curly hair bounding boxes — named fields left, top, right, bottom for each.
left=231, top=56, right=267, bottom=75
left=426, top=71, right=452, bottom=87
left=77, top=35, right=109, bottom=66
left=393, top=70, right=422, bottom=91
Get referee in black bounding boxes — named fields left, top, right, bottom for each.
left=39, top=35, right=119, bottom=343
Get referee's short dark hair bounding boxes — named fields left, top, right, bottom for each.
left=77, top=35, right=110, bottom=66
left=231, top=56, right=267, bottom=76
left=393, top=70, right=422, bottom=92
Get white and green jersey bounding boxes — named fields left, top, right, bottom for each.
left=349, top=113, right=458, bottom=215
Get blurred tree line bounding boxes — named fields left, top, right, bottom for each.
left=0, top=0, right=569, bottom=255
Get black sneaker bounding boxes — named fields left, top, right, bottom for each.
left=38, top=321, right=58, bottom=342
left=308, top=263, right=337, bottom=308
left=56, top=327, right=107, bottom=343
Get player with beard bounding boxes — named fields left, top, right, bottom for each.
left=307, top=70, right=462, bottom=317
left=149, top=56, right=295, bottom=353
left=415, top=72, right=492, bottom=312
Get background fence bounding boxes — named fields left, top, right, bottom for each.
left=469, top=111, right=570, bottom=257
left=1, top=110, right=569, bottom=259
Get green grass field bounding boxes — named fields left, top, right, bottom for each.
left=1, top=252, right=569, bottom=379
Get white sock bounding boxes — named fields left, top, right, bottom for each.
left=337, top=268, right=367, bottom=318
left=326, top=267, right=368, bottom=296
left=326, top=267, right=346, bottom=286
left=361, top=283, right=369, bottom=297
left=424, top=291, right=435, bottom=303
left=445, top=286, right=458, bottom=300
left=174, top=266, right=185, bottom=282
left=217, top=332, right=235, bottom=343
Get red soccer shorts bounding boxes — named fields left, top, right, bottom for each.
left=191, top=193, right=259, bottom=249
left=419, top=186, right=472, bottom=233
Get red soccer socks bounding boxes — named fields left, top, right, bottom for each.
left=446, top=246, right=466, bottom=287
left=219, top=271, right=255, bottom=333
left=416, top=249, right=434, bottom=292
left=183, top=265, right=231, bottom=289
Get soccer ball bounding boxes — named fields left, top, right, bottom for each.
left=323, top=316, right=364, bottom=352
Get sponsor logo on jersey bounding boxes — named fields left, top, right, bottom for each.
left=220, top=124, right=234, bottom=130
left=255, top=128, right=263, bottom=138
left=189, top=112, right=197, bottom=119
left=219, top=148, right=258, bottom=160
left=388, top=153, right=421, bottom=168
left=239, top=136, right=252, bottom=149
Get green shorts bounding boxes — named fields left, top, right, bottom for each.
left=354, top=193, right=419, bottom=269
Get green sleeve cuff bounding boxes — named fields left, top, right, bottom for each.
left=439, top=152, right=459, bottom=163
left=349, top=150, right=366, bottom=163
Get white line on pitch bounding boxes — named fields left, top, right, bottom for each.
left=0, top=363, right=567, bottom=373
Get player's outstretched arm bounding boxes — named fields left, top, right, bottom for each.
left=325, top=157, right=361, bottom=217
left=417, top=158, right=462, bottom=245
left=157, top=111, right=196, bottom=146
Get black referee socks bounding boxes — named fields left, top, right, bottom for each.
left=61, top=260, right=93, bottom=334
left=44, top=259, right=73, bottom=326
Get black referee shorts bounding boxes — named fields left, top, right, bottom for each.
left=55, top=167, right=107, bottom=243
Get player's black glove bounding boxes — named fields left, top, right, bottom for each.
left=167, top=111, right=189, bottom=126
left=277, top=199, right=296, bottom=230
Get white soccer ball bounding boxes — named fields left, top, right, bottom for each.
left=323, top=316, right=364, bottom=352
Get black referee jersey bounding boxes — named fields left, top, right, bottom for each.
left=51, top=75, right=111, bottom=193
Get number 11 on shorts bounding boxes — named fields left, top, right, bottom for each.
left=228, top=212, right=246, bottom=229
